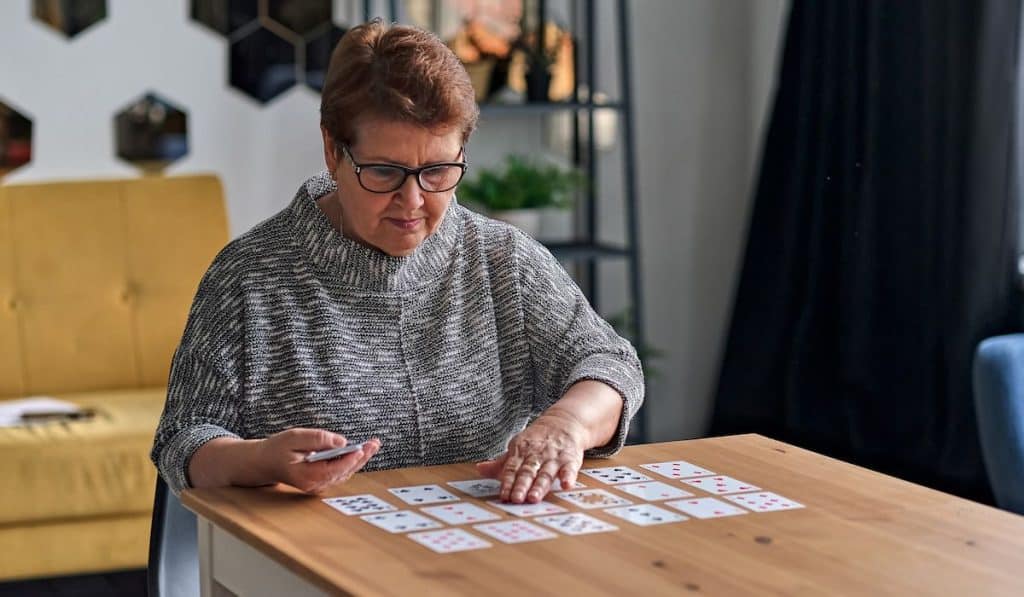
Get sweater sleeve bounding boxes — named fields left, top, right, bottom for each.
left=513, top=230, right=645, bottom=458
left=150, top=248, right=247, bottom=495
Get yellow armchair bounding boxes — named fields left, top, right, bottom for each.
left=0, top=176, right=227, bottom=581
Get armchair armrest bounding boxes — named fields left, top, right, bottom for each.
left=973, top=334, right=1024, bottom=514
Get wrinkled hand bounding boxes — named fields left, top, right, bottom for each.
left=475, top=410, right=587, bottom=504
left=259, top=428, right=381, bottom=495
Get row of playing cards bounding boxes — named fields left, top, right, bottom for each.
left=321, top=460, right=805, bottom=554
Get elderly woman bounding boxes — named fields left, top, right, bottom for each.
left=151, top=19, right=643, bottom=505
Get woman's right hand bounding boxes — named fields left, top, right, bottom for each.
left=259, top=428, right=381, bottom=494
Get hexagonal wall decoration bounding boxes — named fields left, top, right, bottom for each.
left=230, top=26, right=298, bottom=104
left=32, top=0, right=107, bottom=38
left=268, top=0, right=332, bottom=37
left=0, top=100, right=33, bottom=179
left=114, top=93, right=189, bottom=173
left=190, top=0, right=259, bottom=37
left=305, top=25, right=347, bottom=92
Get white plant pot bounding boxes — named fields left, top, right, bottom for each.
left=490, top=209, right=543, bottom=237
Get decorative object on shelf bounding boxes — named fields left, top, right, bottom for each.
left=457, top=155, right=583, bottom=237
left=510, top=20, right=574, bottom=102
left=446, top=1, right=523, bottom=102
left=0, top=100, right=32, bottom=179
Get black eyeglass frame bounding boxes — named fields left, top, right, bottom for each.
left=340, top=144, right=469, bottom=194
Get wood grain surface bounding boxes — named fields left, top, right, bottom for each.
left=182, top=434, right=1024, bottom=596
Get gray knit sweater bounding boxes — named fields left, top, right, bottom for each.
left=151, top=172, right=644, bottom=494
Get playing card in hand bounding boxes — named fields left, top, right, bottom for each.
left=322, top=494, right=396, bottom=516
left=421, top=503, right=501, bottom=525
left=579, top=466, right=652, bottom=485
left=473, top=520, right=558, bottom=544
left=724, top=491, right=804, bottom=512
left=407, top=528, right=492, bottom=553
left=681, top=475, right=760, bottom=495
left=361, top=510, right=443, bottom=533
left=604, top=504, right=688, bottom=526
left=554, top=488, right=633, bottom=509
left=389, top=484, right=460, bottom=505
left=536, top=513, right=619, bottom=536
left=640, top=460, right=715, bottom=479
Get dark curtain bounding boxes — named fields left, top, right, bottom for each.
left=711, top=0, right=1021, bottom=501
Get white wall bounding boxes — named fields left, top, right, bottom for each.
left=626, top=0, right=787, bottom=440
left=0, top=0, right=787, bottom=441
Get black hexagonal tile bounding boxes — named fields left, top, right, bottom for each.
left=32, top=0, right=107, bottom=38
left=190, top=0, right=258, bottom=37
left=305, top=25, right=347, bottom=92
left=230, top=26, right=298, bottom=103
left=267, top=0, right=332, bottom=37
left=114, top=93, right=189, bottom=173
left=0, top=100, right=32, bottom=178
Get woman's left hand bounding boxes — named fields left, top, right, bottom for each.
left=475, top=409, right=588, bottom=503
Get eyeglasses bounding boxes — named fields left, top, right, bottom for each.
left=340, top=144, right=468, bottom=193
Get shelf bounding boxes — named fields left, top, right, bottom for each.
left=544, top=241, right=631, bottom=260
left=479, top=102, right=624, bottom=116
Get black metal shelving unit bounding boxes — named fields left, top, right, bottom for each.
left=377, top=1, right=646, bottom=443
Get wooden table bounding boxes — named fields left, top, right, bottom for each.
left=181, top=434, right=1024, bottom=596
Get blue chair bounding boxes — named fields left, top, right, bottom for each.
left=973, top=334, right=1024, bottom=514
left=147, top=477, right=200, bottom=597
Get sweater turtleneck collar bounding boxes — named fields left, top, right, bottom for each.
left=288, top=171, right=461, bottom=292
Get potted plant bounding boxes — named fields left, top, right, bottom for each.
left=457, top=154, right=584, bottom=237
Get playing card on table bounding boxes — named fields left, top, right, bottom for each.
left=554, top=488, right=633, bottom=509
left=536, top=513, right=619, bottom=536
left=361, top=510, right=443, bottom=533
left=407, top=528, right=492, bottom=554
left=421, top=503, right=501, bottom=525
left=447, top=479, right=502, bottom=498
left=473, top=520, right=558, bottom=544
left=616, top=481, right=694, bottom=501
left=681, top=475, right=760, bottom=495
left=725, top=491, right=805, bottom=512
left=486, top=499, right=567, bottom=517
left=389, top=484, right=460, bottom=505
left=322, top=494, right=396, bottom=516
left=640, top=460, right=715, bottom=479
left=665, top=497, right=748, bottom=519
left=604, top=504, right=688, bottom=526
left=579, top=466, right=652, bottom=485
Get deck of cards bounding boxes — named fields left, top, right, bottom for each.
left=321, top=458, right=805, bottom=554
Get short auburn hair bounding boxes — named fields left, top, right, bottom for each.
left=320, top=19, right=479, bottom=146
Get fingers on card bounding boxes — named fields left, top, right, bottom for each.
left=640, top=460, right=715, bottom=479
left=421, top=503, right=501, bottom=525
left=604, top=504, right=688, bottom=526
left=579, top=466, right=652, bottom=485
left=616, top=481, right=694, bottom=501
left=473, top=520, right=558, bottom=544
left=681, top=475, right=760, bottom=495
left=487, top=499, right=567, bottom=517
left=554, top=488, right=633, bottom=509
left=536, top=513, right=619, bottom=536
left=389, top=484, right=460, bottom=505
left=665, top=497, right=748, bottom=519
left=361, top=511, right=443, bottom=533
left=407, top=529, right=492, bottom=553
left=323, top=494, right=396, bottom=516
left=724, top=491, right=804, bottom=512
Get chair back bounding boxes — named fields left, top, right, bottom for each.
left=973, top=334, right=1024, bottom=514
left=147, top=477, right=200, bottom=597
